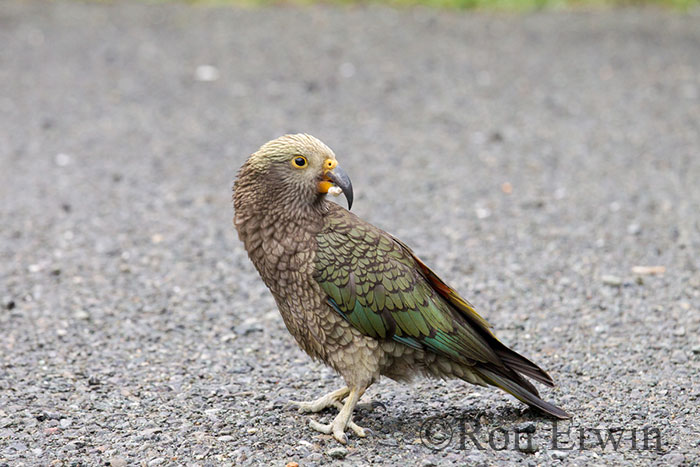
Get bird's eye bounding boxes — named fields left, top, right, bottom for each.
left=292, top=156, right=308, bottom=168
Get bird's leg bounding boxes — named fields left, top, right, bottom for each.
left=308, top=386, right=366, bottom=444
left=289, top=386, right=350, bottom=413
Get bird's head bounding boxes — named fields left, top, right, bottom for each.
left=244, top=134, right=353, bottom=210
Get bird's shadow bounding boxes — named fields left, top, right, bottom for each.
left=354, top=401, right=551, bottom=443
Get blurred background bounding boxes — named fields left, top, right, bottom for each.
left=1, top=0, right=699, bottom=465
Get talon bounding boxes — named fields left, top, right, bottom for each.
left=333, top=430, right=348, bottom=444
left=372, top=400, right=387, bottom=411
left=348, top=420, right=366, bottom=437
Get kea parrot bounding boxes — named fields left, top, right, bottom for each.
left=233, top=134, right=569, bottom=443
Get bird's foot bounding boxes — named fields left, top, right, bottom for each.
left=308, top=406, right=367, bottom=444
left=289, top=386, right=350, bottom=413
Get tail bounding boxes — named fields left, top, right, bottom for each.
left=476, top=365, right=571, bottom=419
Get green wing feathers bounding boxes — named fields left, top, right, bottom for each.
left=314, top=208, right=569, bottom=419
left=315, top=219, right=500, bottom=366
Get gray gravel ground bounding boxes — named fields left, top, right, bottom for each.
left=1, top=1, right=700, bottom=465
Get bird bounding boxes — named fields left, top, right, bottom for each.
left=232, top=134, right=570, bottom=444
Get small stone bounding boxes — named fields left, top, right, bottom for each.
left=671, top=350, right=688, bottom=363
left=631, top=265, right=666, bottom=275
left=110, top=457, right=128, bottom=467
left=475, top=207, right=491, bottom=219
left=285, top=462, right=299, bottom=467
left=221, top=333, right=237, bottom=343
left=59, top=418, right=72, bottom=428
left=627, top=223, right=641, bottom=235
left=551, top=450, right=568, bottom=460
left=517, top=421, right=536, bottom=433
left=673, top=327, right=686, bottom=337
left=9, top=442, right=28, bottom=452
left=601, top=275, right=622, bottom=287
left=55, top=153, right=73, bottom=166
left=73, top=310, right=90, bottom=320
left=148, top=458, right=165, bottom=466
left=339, top=62, right=355, bottom=78
left=661, top=453, right=685, bottom=466
left=218, top=435, right=234, bottom=442
left=465, top=453, right=486, bottom=463
left=691, top=346, right=700, bottom=355
left=327, top=446, right=348, bottom=459
left=195, top=65, right=220, bottom=82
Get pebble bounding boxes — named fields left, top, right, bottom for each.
left=551, top=450, right=568, bottom=460
left=110, top=457, right=128, bottom=467
left=54, top=153, right=73, bottom=167
left=195, top=65, right=220, bottom=82
left=9, top=442, right=28, bottom=452
left=671, top=350, right=688, bottom=363
left=305, top=453, right=322, bottom=463
left=601, top=275, right=622, bottom=287
left=73, top=309, right=90, bottom=320
left=517, top=421, right=536, bottom=433
left=327, top=447, right=348, bottom=459
left=661, top=453, right=685, bottom=466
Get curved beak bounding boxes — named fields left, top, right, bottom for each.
left=320, top=165, right=354, bottom=210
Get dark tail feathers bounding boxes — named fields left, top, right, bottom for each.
left=477, top=366, right=571, bottom=419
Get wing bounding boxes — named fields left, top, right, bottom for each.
left=314, top=209, right=503, bottom=368
left=314, top=207, right=555, bottom=387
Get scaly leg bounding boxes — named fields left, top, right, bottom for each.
left=308, top=386, right=366, bottom=444
left=289, top=386, right=350, bottom=413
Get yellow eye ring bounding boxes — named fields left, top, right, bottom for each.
left=292, top=156, right=308, bottom=168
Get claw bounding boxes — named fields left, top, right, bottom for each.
left=356, top=400, right=386, bottom=412
left=371, top=400, right=387, bottom=411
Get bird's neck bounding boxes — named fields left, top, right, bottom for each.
left=233, top=177, right=328, bottom=286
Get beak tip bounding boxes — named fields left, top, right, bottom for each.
left=327, top=166, right=354, bottom=210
